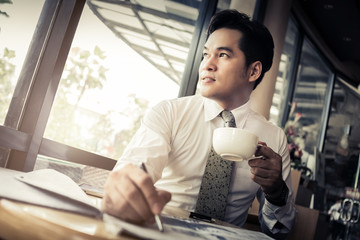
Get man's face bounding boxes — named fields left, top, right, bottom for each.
left=199, top=28, right=255, bottom=110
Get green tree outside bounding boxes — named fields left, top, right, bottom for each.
left=45, top=46, right=108, bottom=147
left=0, top=0, right=14, bottom=124
left=0, top=48, right=15, bottom=123
left=108, top=94, right=148, bottom=159
left=45, top=46, right=149, bottom=159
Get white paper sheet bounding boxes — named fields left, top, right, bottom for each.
left=0, top=168, right=101, bottom=218
left=16, top=169, right=94, bottom=205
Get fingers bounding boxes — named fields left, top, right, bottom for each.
left=248, top=142, right=283, bottom=194
left=249, top=168, right=283, bottom=194
left=101, top=164, right=171, bottom=224
left=124, top=169, right=156, bottom=221
left=157, top=189, right=172, bottom=210
left=255, top=142, right=278, bottom=160
left=138, top=175, right=169, bottom=215
left=249, top=167, right=281, bottom=189
left=102, top=165, right=152, bottom=223
left=250, top=153, right=281, bottom=171
left=250, top=166, right=278, bottom=179
left=102, top=180, right=145, bottom=222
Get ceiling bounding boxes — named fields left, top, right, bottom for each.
left=87, top=0, right=360, bottom=88
left=87, top=0, right=200, bottom=85
left=295, top=0, right=360, bottom=87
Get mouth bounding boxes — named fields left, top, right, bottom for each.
left=202, top=77, right=215, bottom=83
left=200, top=72, right=215, bottom=82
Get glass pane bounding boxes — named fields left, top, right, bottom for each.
left=323, top=79, right=360, bottom=187
left=285, top=37, right=332, bottom=169
left=0, top=0, right=44, bottom=125
left=322, top=78, right=360, bottom=239
left=270, top=19, right=299, bottom=125
left=43, top=0, right=202, bottom=160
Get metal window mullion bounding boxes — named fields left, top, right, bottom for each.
left=5, top=0, right=65, bottom=170
left=39, top=138, right=116, bottom=170
left=280, top=25, right=304, bottom=127
left=318, top=72, right=335, bottom=153
left=4, top=1, right=60, bottom=131
left=19, top=0, right=63, bottom=134
left=23, top=0, right=86, bottom=172
left=5, top=0, right=86, bottom=171
left=0, top=126, right=31, bottom=152
left=1, top=0, right=61, bottom=168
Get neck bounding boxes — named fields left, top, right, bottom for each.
left=216, top=96, right=250, bottom=111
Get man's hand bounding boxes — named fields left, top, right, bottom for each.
left=101, top=163, right=171, bottom=224
left=248, top=141, right=285, bottom=200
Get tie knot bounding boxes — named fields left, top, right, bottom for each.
left=220, top=110, right=236, bottom=128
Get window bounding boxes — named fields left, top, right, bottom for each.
left=0, top=0, right=45, bottom=126
left=269, top=18, right=299, bottom=126
left=43, top=1, right=188, bottom=160
left=283, top=36, right=334, bottom=182
left=0, top=0, right=262, bottom=187
left=0, top=0, right=215, bottom=178
left=323, top=77, right=360, bottom=183
left=0, top=0, right=45, bottom=168
left=289, top=37, right=333, bottom=156
left=320, top=77, right=360, bottom=228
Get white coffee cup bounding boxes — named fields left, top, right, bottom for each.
left=213, top=128, right=259, bottom=161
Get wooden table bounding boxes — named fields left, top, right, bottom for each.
left=0, top=198, right=137, bottom=240
left=0, top=167, right=133, bottom=240
left=0, top=197, right=244, bottom=240
left=0, top=167, right=270, bottom=240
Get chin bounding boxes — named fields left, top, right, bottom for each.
left=199, top=85, right=212, bottom=97
left=199, top=90, right=210, bottom=98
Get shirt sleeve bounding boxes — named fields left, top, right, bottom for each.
left=113, top=101, right=173, bottom=182
left=257, top=129, right=297, bottom=238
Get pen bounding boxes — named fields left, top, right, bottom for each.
left=140, top=162, right=164, bottom=232
left=189, top=212, right=215, bottom=223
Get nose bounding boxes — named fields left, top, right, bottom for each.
left=200, top=55, right=217, bottom=72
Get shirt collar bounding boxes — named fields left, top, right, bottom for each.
left=203, top=97, right=251, bottom=124
left=231, top=101, right=251, bottom=129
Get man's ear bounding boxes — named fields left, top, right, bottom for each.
left=248, top=61, right=262, bottom=83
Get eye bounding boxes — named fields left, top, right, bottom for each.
left=202, top=52, right=209, bottom=58
left=219, top=52, right=229, bottom=57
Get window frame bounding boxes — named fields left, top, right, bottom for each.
left=2, top=0, right=91, bottom=171
left=0, top=0, right=221, bottom=171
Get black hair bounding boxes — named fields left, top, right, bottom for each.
left=207, top=9, right=274, bottom=89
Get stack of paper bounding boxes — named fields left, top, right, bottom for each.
left=0, top=168, right=101, bottom=218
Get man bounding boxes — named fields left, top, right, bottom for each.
left=102, top=9, right=296, bottom=239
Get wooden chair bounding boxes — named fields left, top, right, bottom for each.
left=287, top=205, right=319, bottom=240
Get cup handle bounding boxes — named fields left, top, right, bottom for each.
left=249, top=144, right=265, bottom=160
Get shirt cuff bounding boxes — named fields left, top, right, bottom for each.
left=262, top=198, right=294, bottom=234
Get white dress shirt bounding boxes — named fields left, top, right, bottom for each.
left=115, top=94, right=296, bottom=234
